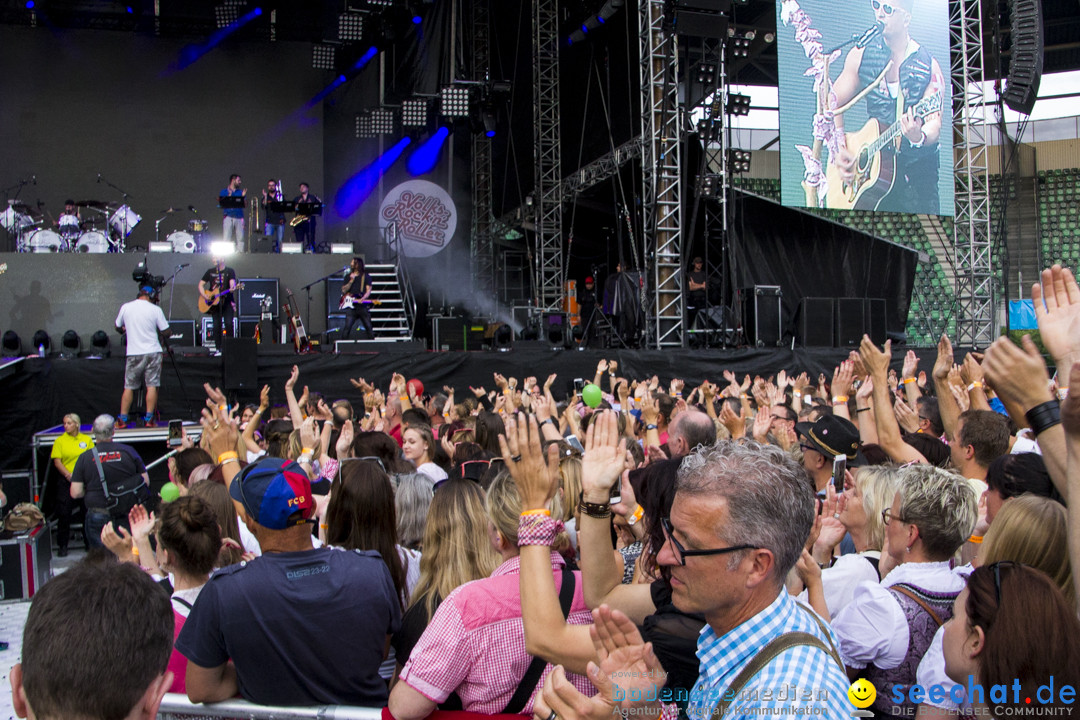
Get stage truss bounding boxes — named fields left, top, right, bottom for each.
left=533, top=0, right=563, bottom=312
left=470, top=0, right=495, bottom=297
left=950, top=0, right=995, bottom=346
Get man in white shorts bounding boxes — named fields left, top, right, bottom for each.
left=115, top=286, right=170, bottom=428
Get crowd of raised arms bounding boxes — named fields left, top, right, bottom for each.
left=13, top=265, right=1080, bottom=720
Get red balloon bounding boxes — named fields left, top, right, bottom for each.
left=407, top=378, right=424, bottom=398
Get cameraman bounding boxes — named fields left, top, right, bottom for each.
left=115, top=285, right=170, bottom=428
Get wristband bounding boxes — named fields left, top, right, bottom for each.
left=218, top=404, right=227, bottom=412
left=131, top=546, right=139, bottom=557
left=626, top=504, right=644, bottom=526
left=253, top=408, right=263, bottom=415
left=832, top=396, right=848, bottom=404
left=902, top=377, right=916, bottom=385
left=520, top=508, right=552, bottom=517
left=579, top=493, right=612, bottom=519
left=217, top=451, right=238, bottom=464
left=645, top=423, right=658, bottom=430
left=399, top=395, right=408, bottom=402
left=968, top=535, right=983, bottom=544
left=518, top=515, right=564, bottom=547
left=966, top=382, right=983, bottom=392
left=856, top=407, right=870, bottom=413
left=1025, top=399, right=1062, bottom=435
left=302, top=447, right=314, bottom=455
left=220, top=457, right=239, bottom=467
left=1058, top=387, right=1069, bottom=401
left=539, top=418, right=555, bottom=427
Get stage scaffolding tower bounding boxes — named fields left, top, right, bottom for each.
left=638, top=0, right=684, bottom=348
left=533, top=0, right=563, bottom=311
left=470, top=0, right=495, bottom=297
left=950, top=0, right=995, bottom=346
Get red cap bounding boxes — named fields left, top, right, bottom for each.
left=585, top=276, right=594, bottom=284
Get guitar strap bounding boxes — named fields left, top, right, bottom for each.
left=894, top=88, right=906, bottom=151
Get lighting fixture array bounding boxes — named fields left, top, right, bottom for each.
left=214, top=1, right=244, bottom=28
left=729, top=149, right=752, bottom=173
left=338, top=12, right=364, bottom=41
left=440, top=85, right=472, bottom=118
left=402, top=98, right=429, bottom=126
left=371, top=108, right=396, bottom=135
left=726, top=93, right=751, bottom=116
left=312, top=43, right=337, bottom=70
left=355, top=113, right=375, bottom=138
left=728, top=34, right=752, bottom=58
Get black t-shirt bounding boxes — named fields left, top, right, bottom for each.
left=342, top=271, right=373, bottom=301
left=687, top=270, right=707, bottom=295
left=70, top=440, right=147, bottom=510
left=201, top=266, right=237, bottom=307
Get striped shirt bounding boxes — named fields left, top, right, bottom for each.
left=684, top=591, right=854, bottom=719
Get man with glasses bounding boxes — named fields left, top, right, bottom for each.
left=532, top=441, right=854, bottom=720
left=830, top=0, right=946, bottom=213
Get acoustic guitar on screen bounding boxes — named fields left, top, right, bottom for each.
left=825, top=92, right=942, bottom=211
left=198, top=282, right=245, bottom=314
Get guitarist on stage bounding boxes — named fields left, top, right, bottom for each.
left=831, top=0, right=945, bottom=213
left=199, top=256, right=238, bottom=348
left=340, top=257, right=374, bottom=341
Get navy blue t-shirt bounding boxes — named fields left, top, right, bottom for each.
left=176, top=546, right=401, bottom=706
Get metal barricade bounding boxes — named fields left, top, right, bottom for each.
left=157, top=694, right=384, bottom=720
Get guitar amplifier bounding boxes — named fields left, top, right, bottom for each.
left=327, top=277, right=346, bottom=315
left=200, top=317, right=238, bottom=347
left=166, top=320, right=196, bottom=348
left=237, top=278, right=279, bottom=319
left=238, top=319, right=258, bottom=338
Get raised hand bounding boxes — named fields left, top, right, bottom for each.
left=580, top=411, right=627, bottom=502
left=285, top=364, right=299, bottom=390
left=336, top=420, right=354, bottom=459
left=499, top=413, right=561, bottom=511
left=933, top=335, right=954, bottom=382
left=902, top=349, right=919, bottom=380
left=1033, top=265, right=1080, bottom=367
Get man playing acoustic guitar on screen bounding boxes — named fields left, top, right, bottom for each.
left=828, top=0, right=946, bottom=214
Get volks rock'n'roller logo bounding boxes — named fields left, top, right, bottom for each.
left=379, top=180, right=457, bottom=258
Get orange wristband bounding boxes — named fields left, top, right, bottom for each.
left=217, top=451, right=238, bottom=464
left=520, top=509, right=552, bottom=517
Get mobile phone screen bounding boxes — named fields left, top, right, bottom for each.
left=831, top=455, right=847, bottom=488
left=168, top=420, right=183, bottom=447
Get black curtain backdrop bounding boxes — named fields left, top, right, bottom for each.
left=728, top=192, right=918, bottom=337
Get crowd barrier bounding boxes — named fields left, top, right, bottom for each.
left=157, top=694, right=384, bottom=719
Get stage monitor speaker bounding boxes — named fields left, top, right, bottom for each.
left=1002, top=0, right=1043, bottom=115
left=836, top=298, right=867, bottom=347
left=327, top=277, right=346, bottom=315
left=250, top=233, right=277, bottom=254
left=797, top=298, right=834, bottom=347
left=237, top=278, right=279, bottom=318
left=433, top=317, right=465, bottom=351
left=165, top=320, right=196, bottom=348
left=866, top=298, right=887, bottom=345
left=222, top=338, right=258, bottom=390
left=740, top=286, right=782, bottom=347
left=174, top=346, right=210, bottom=357
left=238, top=319, right=258, bottom=338
left=673, top=8, right=729, bottom=37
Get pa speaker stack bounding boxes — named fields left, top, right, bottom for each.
left=1002, top=0, right=1044, bottom=115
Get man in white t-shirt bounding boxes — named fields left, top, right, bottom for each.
left=115, top=286, right=170, bottom=428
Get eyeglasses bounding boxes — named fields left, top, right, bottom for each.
left=660, top=517, right=758, bottom=566
left=800, top=443, right=818, bottom=454
left=870, top=0, right=896, bottom=14
left=881, top=508, right=909, bottom=525
left=988, top=561, right=1025, bottom=605
left=339, top=455, right=386, bottom=472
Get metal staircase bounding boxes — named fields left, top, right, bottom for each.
left=366, top=263, right=413, bottom=338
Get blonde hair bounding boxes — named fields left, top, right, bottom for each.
left=559, top=456, right=583, bottom=523
left=896, top=464, right=977, bottom=561
left=410, top=480, right=499, bottom=618
left=64, top=413, right=81, bottom=427
left=486, top=470, right=567, bottom=549
left=287, top=429, right=320, bottom=461
left=855, top=465, right=900, bottom=551
left=981, top=494, right=1074, bottom=606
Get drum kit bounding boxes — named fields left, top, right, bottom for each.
left=1, top=198, right=140, bottom=253
left=157, top=207, right=210, bottom=253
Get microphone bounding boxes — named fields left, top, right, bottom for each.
left=855, top=22, right=883, bottom=48
left=179, top=263, right=191, bottom=269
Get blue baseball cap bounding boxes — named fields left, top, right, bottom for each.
left=229, top=457, right=314, bottom=530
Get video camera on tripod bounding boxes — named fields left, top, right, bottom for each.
left=131, top=256, right=165, bottom=303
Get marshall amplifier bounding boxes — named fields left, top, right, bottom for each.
left=237, top=278, right=279, bottom=319
left=165, top=320, right=196, bottom=348
left=327, top=277, right=346, bottom=315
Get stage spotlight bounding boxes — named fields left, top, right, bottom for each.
left=728, top=34, right=752, bottom=58
left=32, top=330, right=50, bottom=356
left=214, top=2, right=243, bottom=28
left=698, top=174, right=721, bottom=198
left=89, top=330, right=110, bottom=358
left=355, top=113, right=375, bottom=138
left=494, top=324, right=513, bottom=350
left=481, top=106, right=497, bottom=137
left=402, top=98, right=429, bottom=127
left=440, top=85, right=472, bottom=118
left=1, top=330, right=20, bottom=357
left=60, top=330, right=80, bottom=358
left=312, top=43, right=337, bottom=70
left=339, top=12, right=364, bottom=41
left=210, top=241, right=236, bottom=256
left=521, top=325, right=539, bottom=341
left=366, top=0, right=393, bottom=6
left=726, top=93, right=751, bottom=116
left=729, top=149, right=752, bottom=173
left=371, top=108, right=396, bottom=135
left=697, top=63, right=717, bottom=84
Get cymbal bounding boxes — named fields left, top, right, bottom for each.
left=76, top=200, right=108, bottom=209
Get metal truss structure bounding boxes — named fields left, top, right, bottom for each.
left=470, top=0, right=495, bottom=296
left=561, top=137, right=643, bottom=201
left=533, top=0, right=563, bottom=311
left=950, top=0, right=994, bottom=346
left=638, top=0, right=684, bottom=347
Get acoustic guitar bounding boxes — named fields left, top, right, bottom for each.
left=284, top=288, right=311, bottom=353
left=824, top=92, right=943, bottom=211
left=198, top=282, right=245, bottom=314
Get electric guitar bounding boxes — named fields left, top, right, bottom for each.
left=198, top=282, right=245, bottom=314
left=339, top=296, right=382, bottom=310
left=824, top=92, right=943, bottom=211
left=284, top=288, right=310, bottom=353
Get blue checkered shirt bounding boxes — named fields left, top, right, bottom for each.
left=684, top=591, right=855, bottom=720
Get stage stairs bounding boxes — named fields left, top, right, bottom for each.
left=330, top=263, right=413, bottom=341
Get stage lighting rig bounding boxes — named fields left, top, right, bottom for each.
left=726, top=93, right=751, bottom=116
left=696, top=63, right=717, bottom=84
left=338, top=12, right=365, bottom=42
left=214, top=1, right=244, bottom=28
left=440, top=85, right=473, bottom=118
left=355, top=113, right=375, bottom=138
left=729, top=150, right=752, bottom=174
left=371, top=108, right=396, bottom=135
left=698, top=174, right=721, bottom=198
left=727, top=33, right=752, bottom=59
left=312, top=43, right=337, bottom=70
left=402, top=98, right=430, bottom=126
left=366, top=0, right=394, bottom=6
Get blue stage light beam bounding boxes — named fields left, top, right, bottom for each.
left=407, top=127, right=450, bottom=177
left=168, top=6, right=263, bottom=73
left=305, top=74, right=348, bottom=109
left=334, top=137, right=412, bottom=219
left=353, top=46, right=379, bottom=71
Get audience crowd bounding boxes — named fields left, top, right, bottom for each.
left=13, top=265, right=1080, bottom=720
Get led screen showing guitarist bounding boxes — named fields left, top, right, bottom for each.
left=340, top=257, right=375, bottom=340
left=828, top=0, right=946, bottom=213
left=199, top=256, right=238, bottom=346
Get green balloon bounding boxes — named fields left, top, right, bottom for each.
left=582, top=383, right=603, bottom=408
left=160, top=482, right=180, bottom=503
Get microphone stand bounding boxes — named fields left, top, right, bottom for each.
left=301, top=266, right=351, bottom=340
left=164, top=263, right=190, bottom=320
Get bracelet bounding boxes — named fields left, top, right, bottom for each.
left=856, top=407, right=871, bottom=413
left=217, top=451, right=238, bottom=464
left=902, top=377, right=916, bottom=385
left=626, top=504, right=644, bottom=526
left=1058, top=387, right=1070, bottom=401
left=579, top=494, right=612, bottom=519
left=518, top=515, right=564, bottom=547
left=253, top=408, right=263, bottom=415
left=968, top=535, right=983, bottom=544
left=131, top=546, right=139, bottom=557
left=302, top=447, right=314, bottom=455
left=220, top=457, right=240, bottom=467
left=967, top=381, right=984, bottom=392
left=320, top=523, right=329, bottom=530
left=832, top=396, right=848, bottom=404
left=539, top=418, right=555, bottom=427
left=218, top=404, right=227, bottom=412
left=399, top=395, right=408, bottom=402
left=1025, top=399, right=1062, bottom=435
left=645, top=423, right=658, bottom=430
left=520, top=508, right=552, bottom=517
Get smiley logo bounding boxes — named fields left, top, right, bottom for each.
left=847, top=678, right=876, bottom=709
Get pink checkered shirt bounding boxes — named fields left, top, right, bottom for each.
left=398, top=552, right=595, bottom=714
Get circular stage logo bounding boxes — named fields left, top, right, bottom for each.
left=379, top=180, right=457, bottom=258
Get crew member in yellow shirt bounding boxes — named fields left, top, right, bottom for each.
left=49, top=413, right=93, bottom=557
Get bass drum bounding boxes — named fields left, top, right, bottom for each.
left=109, top=205, right=141, bottom=238
left=76, top=231, right=109, bottom=253
left=27, top=229, right=63, bottom=253
left=167, top=230, right=196, bottom=253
